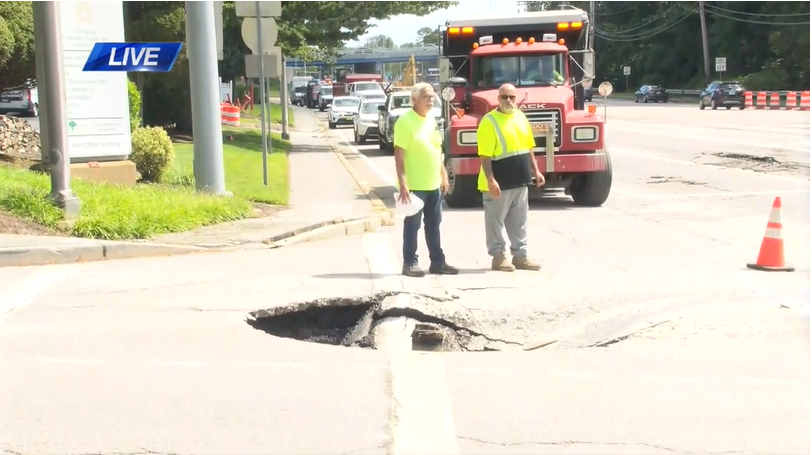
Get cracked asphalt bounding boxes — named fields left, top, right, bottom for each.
left=0, top=103, right=809, bottom=454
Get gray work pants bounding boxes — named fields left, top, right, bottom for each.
left=482, top=186, right=529, bottom=258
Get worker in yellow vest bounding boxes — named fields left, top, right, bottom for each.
left=476, top=84, right=545, bottom=272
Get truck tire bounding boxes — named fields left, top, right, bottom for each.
left=443, top=157, right=480, bottom=208
left=569, top=151, right=613, bottom=207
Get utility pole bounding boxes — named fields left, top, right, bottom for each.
left=589, top=0, right=596, bottom=51
left=280, top=56, right=290, bottom=141
left=32, top=1, right=81, bottom=218
left=698, top=1, right=711, bottom=84
left=186, top=1, right=229, bottom=195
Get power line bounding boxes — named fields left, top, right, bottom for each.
left=704, top=3, right=809, bottom=18
left=596, top=7, right=679, bottom=38
left=596, top=10, right=694, bottom=42
left=704, top=6, right=810, bottom=25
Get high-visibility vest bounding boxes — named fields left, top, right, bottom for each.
left=483, top=112, right=531, bottom=162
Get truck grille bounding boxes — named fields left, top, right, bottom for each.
left=524, top=109, right=561, bottom=148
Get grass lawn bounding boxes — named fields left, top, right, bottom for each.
left=0, top=126, right=290, bottom=240
left=244, top=103, right=294, bottom=126
left=169, top=127, right=290, bottom=205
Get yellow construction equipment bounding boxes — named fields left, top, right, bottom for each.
left=392, top=55, right=417, bottom=88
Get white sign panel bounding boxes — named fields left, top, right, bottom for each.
left=235, top=1, right=282, bottom=17
left=60, top=1, right=131, bottom=161
left=623, top=66, right=631, bottom=76
left=220, top=80, right=233, bottom=104
left=715, top=57, right=726, bottom=72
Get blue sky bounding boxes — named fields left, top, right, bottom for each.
left=347, top=1, right=523, bottom=47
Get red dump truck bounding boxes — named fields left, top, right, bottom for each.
left=439, top=9, right=612, bottom=208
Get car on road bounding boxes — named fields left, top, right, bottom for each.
left=0, top=84, right=38, bottom=117
left=291, top=86, right=306, bottom=106
left=699, top=81, right=746, bottom=110
left=306, top=80, right=321, bottom=108
left=353, top=100, right=382, bottom=145
left=317, top=85, right=333, bottom=112
left=327, top=96, right=360, bottom=129
left=634, top=85, right=668, bottom=103
left=377, top=90, right=442, bottom=152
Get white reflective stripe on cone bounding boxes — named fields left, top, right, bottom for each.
left=764, top=227, right=783, bottom=239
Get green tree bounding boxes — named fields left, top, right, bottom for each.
left=523, top=1, right=809, bottom=90
left=124, top=1, right=456, bottom=133
left=0, top=1, right=35, bottom=89
left=415, top=26, right=440, bottom=47
left=364, top=34, right=395, bottom=49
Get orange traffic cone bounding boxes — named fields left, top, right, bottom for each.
left=746, top=197, right=795, bottom=272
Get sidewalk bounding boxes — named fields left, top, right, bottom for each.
left=0, top=107, right=388, bottom=267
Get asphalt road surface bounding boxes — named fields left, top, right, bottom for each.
left=0, top=100, right=808, bottom=455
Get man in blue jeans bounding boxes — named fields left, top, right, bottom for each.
left=394, top=83, right=459, bottom=278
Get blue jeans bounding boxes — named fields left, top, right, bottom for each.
left=402, top=189, right=446, bottom=268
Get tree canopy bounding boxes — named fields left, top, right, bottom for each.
left=122, top=1, right=456, bottom=132
left=0, top=1, right=35, bottom=89
left=526, top=1, right=810, bottom=91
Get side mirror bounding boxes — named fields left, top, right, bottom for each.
left=582, top=50, right=595, bottom=88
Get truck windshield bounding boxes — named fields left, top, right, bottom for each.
left=321, top=86, right=333, bottom=96
left=354, top=82, right=381, bottom=92
left=474, top=54, right=566, bottom=88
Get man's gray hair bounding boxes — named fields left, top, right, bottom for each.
left=410, top=82, right=434, bottom=101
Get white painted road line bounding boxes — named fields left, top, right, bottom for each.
left=0, top=265, right=83, bottom=326
left=361, top=230, right=461, bottom=455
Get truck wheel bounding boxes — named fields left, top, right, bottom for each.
left=328, top=121, right=336, bottom=130
left=569, top=151, right=613, bottom=207
left=443, top=158, right=480, bottom=208
left=319, top=106, right=324, bottom=112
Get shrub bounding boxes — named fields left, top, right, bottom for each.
left=130, top=126, right=174, bottom=183
left=234, top=81, right=248, bottom=104
left=127, top=79, right=142, bottom=132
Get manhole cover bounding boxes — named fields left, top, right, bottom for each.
left=246, top=291, right=533, bottom=352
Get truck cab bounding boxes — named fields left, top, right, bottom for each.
left=439, top=9, right=613, bottom=209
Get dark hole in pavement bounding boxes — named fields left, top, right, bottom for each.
left=246, top=292, right=525, bottom=352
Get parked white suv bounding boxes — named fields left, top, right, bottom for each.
left=0, top=84, right=38, bottom=117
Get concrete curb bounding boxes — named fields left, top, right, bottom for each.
left=324, top=127, right=394, bottom=227
left=0, top=241, right=205, bottom=268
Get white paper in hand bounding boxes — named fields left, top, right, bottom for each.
left=394, top=192, right=424, bottom=217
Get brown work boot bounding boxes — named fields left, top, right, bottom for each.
left=512, top=255, right=542, bottom=271
left=491, top=254, right=516, bottom=272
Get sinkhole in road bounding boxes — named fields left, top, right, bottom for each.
left=246, top=291, right=529, bottom=352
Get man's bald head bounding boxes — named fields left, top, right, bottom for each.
left=498, top=84, right=517, bottom=96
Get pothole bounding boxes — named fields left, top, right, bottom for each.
left=246, top=291, right=530, bottom=352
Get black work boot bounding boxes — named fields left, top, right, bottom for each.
left=429, top=263, right=460, bottom=275
left=402, top=264, right=426, bottom=278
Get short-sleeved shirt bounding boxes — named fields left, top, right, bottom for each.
left=394, top=109, right=442, bottom=191
left=476, top=109, right=535, bottom=192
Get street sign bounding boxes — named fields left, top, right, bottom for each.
left=235, top=1, right=281, bottom=17
left=598, top=81, right=614, bottom=97
left=241, top=17, right=278, bottom=54
left=245, top=50, right=283, bottom=78
left=623, top=66, right=631, bottom=76
left=715, top=57, right=726, bottom=72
